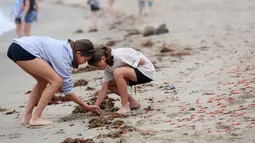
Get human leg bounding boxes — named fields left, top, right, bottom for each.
left=24, top=11, right=36, bottom=36
left=108, top=81, right=141, bottom=110
left=113, top=67, right=137, bottom=114
left=17, top=59, right=62, bottom=126
left=15, top=18, right=23, bottom=37
left=17, top=63, right=48, bottom=125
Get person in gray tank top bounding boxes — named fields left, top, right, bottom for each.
left=7, top=36, right=100, bottom=126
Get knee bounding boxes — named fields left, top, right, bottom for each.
left=113, top=68, right=124, bottom=79
left=50, top=76, right=62, bottom=88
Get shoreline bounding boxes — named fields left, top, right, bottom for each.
left=0, top=11, right=16, bottom=36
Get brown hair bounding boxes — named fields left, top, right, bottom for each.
left=88, top=46, right=114, bottom=66
left=68, top=39, right=95, bottom=68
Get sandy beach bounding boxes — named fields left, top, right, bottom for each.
left=0, top=0, right=255, bottom=143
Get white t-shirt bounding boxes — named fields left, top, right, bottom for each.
left=103, top=48, right=155, bottom=82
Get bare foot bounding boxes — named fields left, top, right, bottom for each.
left=88, top=28, right=98, bottom=33
left=87, top=111, right=94, bottom=116
left=21, top=114, right=32, bottom=125
left=129, top=101, right=141, bottom=110
left=29, top=117, right=53, bottom=126
left=117, top=105, right=131, bottom=115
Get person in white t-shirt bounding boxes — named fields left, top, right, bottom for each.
left=88, top=46, right=155, bottom=114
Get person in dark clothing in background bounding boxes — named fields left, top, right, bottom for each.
left=87, top=0, right=100, bottom=32
left=16, top=0, right=39, bottom=36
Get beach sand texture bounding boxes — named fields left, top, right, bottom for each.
left=0, top=0, right=255, bottom=143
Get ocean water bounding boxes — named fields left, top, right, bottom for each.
left=0, top=11, right=15, bottom=36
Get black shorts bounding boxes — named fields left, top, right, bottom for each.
left=129, top=68, right=152, bottom=86
left=91, top=4, right=100, bottom=11
left=7, top=43, right=36, bottom=62
left=15, top=17, right=21, bottom=24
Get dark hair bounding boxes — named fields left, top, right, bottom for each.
left=88, top=46, right=114, bottom=66
left=68, top=39, right=95, bottom=68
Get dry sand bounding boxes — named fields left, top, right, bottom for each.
left=0, top=0, right=255, bottom=143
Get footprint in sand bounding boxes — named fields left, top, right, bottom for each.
left=216, top=124, right=231, bottom=129
left=167, top=111, right=191, bottom=118
left=135, top=119, right=147, bottom=126
left=0, top=135, right=5, bottom=139
left=167, top=112, right=180, bottom=118
left=55, top=129, right=65, bottom=134
left=7, top=133, right=21, bottom=139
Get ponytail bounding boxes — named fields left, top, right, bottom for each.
left=88, top=46, right=114, bottom=66
left=101, top=46, right=114, bottom=66
left=68, top=38, right=95, bottom=68
left=68, top=39, right=79, bottom=68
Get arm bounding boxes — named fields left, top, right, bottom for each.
left=139, top=57, right=145, bottom=65
left=66, top=92, right=90, bottom=109
left=22, top=0, right=30, bottom=20
left=59, top=71, right=97, bottom=111
left=95, top=82, right=109, bottom=106
left=66, top=92, right=100, bottom=114
left=94, top=69, right=113, bottom=106
left=34, top=0, right=39, bottom=21
left=50, top=52, right=99, bottom=111
left=35, top=0, right=39, bottom=14
left=35, top=0, right=39, bottom=16
left=16, top=2, right=24, bottom=18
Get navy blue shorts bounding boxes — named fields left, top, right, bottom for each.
left=138, top=0, right=146, bottom=7
left=7, top=43, right=36, bottom=62
left=129, top=68, right=152, bottom=86
left=91, top=4, right=100, bottom=11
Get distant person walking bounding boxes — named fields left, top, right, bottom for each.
left=16, top=0, right=39, bottom=36
left=138, top=0, right=146, bottom=16
left=108, top=0, right=116, bottom=22
left=11, top=0, right=24, bottom=38
left=138, top=0, right=155, bottom=16
left=147, top=0, right=155, bottom=13
left=87, top=0, right=100, bottom=32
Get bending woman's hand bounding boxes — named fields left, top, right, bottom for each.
left=85, top=105, right=101, bottom=115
